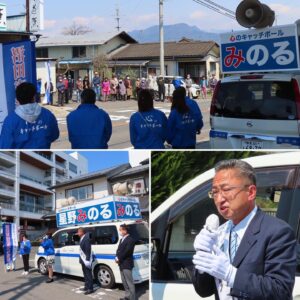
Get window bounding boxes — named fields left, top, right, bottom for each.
left=72, top=46, right=86, bottom=58
left=54, top=229, right=78, bottom=248
left=36, top=48, right=49, bottom=58
left=94, top=226, right=118, bottom=245
left=66, top=184, right=93, bottom=201
left=69, top=162, right=77, bottom=174
left=128, top=223, right=149, bottom=245
left=212, top=80, right=297, bottom=120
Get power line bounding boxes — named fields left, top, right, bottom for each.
left=192, top=0, right=236, bottom=20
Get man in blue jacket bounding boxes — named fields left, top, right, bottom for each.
left=40, top=233, right=55, bottom=283
left=0, top=82, right=59, bottom=149
left=67, top=88, right=112, bottom=149
left=20, top=234, right=31, bottom=276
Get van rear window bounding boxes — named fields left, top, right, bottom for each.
left=212, top=81, right=297, bottom=120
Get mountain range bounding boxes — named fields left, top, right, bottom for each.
left=129, top=23, right=220, bottom=43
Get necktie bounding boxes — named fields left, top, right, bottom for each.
left=230, top=227, right=238, bottom=262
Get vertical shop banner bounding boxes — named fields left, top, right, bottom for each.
left=0, top=40, right=36, bottom=133
left=2, top=223, right=18, bottom=265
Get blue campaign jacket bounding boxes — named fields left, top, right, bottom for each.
left=67, top=104, right=112, bottom=149
left=20, top=240, right=31, bottom=255
left=185, top=97, right=204, bottom=131
left=130, top=108, right=168, bottom=149
left=0, top=105, right=59, bottom=149
left=41, top=238, right=55, bottom=256
left=167, top=105, right=199, bottom=148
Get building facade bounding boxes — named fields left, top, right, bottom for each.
left=109, top=39, right=220, bottom=82
left=0, top=151, right=87, bottom=239
left=52, top=161, right=149, bottom=221
left=35, top=32, right=137, bottom=83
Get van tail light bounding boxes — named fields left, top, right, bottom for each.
left=210, top=80, right=221, bottom=115
left=292, top=79, right=300, bottom=121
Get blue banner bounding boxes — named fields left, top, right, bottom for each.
left=2, top=223, right=18, bottom=265
left=56, top=198, right=142, bottom=227
left=0, top=40, right=36, bottom=133
left=220, top=24, right=300, bottom=73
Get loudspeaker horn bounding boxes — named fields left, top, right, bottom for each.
left=236, top=0, right=275, bottom=29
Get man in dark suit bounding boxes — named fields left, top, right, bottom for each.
left=78, top=227, right=94, bottom=295
left=116, top=224, right=136, bottom=300
left=192, top=159, right=297, bottom=300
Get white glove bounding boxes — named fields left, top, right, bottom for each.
left=193, top=228, right=218, bottom=252
left=84, top=260, right=92, bottom=269
left=192, top=245, right=237, bottom=287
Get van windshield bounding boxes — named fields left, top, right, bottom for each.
left=212, top=80, right=297, bottom=120
left=128, top=223, right=149, bottom=245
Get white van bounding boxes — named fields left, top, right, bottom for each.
left=151, top=152, right=300, bottom=299
left=210, top=73, right=300, bottom=149
left=35, top=220, right=149, bottom=288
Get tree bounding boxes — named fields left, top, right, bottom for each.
left=61, top=22, right=93, bottom=35
left=93, top=54, right=111, bottom=79
left=151, top=151, right=267, bottom=211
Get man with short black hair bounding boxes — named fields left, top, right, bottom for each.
left=192, top=159, right=297, bottom=300
left=67, top=88, right=112, bottom=149
left=78, top=227, right=94, bottom=295
left=0, top=82, right=59, bottom=149
left=116, top=224, right=136, bottom=300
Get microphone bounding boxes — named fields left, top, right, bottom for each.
left=204, top=214, right=219, bottom=232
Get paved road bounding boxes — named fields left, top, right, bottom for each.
left=48, top=97, right=212, bottom=149
left=0, top=251, right=149, bottom=300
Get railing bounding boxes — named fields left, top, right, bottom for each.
left=261, top=208, right=277, bottom=217
left=55, top=161, right=66, bottom=168
left=35, top=152, right=52, bottom=161
left=0, top=202, right=15, bottom=210
left=0, top=166, right=15, bottom=175
left=20, top=174, right=51, bottom=187
left=0, top=183, right=14, bottom=192
left=19, top=202, right=53, bottom=215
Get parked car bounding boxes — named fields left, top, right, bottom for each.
left=210, top=73, right=300, bottom=149
left=151, top=152, right=300, bottom=300
left=35, top=220, right=149, bottom=289
left=153, top=76, right=201, bottom=100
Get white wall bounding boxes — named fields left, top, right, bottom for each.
left=55, top=177, right=109, bottom=203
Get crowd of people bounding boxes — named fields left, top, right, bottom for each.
left=0, top=80, right=205, bottom=149
left=42, top=72, right=218, bottom=106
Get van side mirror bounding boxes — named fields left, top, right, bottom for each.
left=151, top=238, right=161, bottom=270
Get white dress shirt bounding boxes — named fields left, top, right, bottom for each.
left=216, top=206, right=258, bottom=300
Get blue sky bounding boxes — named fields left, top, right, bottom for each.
left=67, top=151, right=129, bottom=173
left=6, top=0, right=300, bottom=35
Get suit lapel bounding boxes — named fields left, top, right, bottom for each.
left=233, top=209, right=264, bottom=267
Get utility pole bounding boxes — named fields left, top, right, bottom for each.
left=26, top=0, right=30, bottom=32
left=115, top=6, right=121, bottom=32
left=159, top=0, right=165, bottom=76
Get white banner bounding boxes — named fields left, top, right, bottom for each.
left=0, top=43, right=8, bottom=134
left=29, top=0, right=44, bottom=32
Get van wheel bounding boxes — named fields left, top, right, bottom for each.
left=94, top=265, right=115, bottom=289
left=38, top=258, right=48, bottom=275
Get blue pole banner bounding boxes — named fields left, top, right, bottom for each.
left=220, top=24, right=300, bottom=74
left=2, top=223, right=18, bottom=266
left=0, top=40, right=37, bottom=133
left=56, top=196, right=142, bottom=227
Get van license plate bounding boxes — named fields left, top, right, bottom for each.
left=242, top=140, right=263, bottom=149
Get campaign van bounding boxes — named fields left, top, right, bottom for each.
left=35, top=196, right=149, bottom=288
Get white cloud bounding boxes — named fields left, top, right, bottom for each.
left=269, top=3, right=300, bottom=24
left=190, top=10, right=208, bottom=19
left=44, top=19, right=57, bottom=29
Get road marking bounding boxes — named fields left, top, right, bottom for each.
left=115, top=110, right=135, bottom=113
left=110, top=115, right=129, bottom=121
